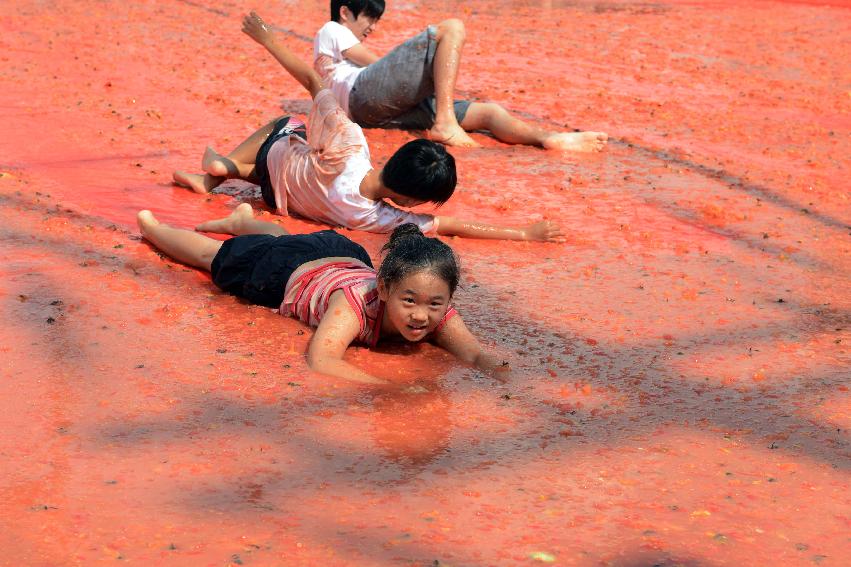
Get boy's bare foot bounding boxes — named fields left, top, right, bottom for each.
left=137, top=210, right=160, bottom=236
left=172, top=171, right=223, bottom=194
left=195, top=202, right=255, bottom=234
left=542, top=131, right=608, bottom=152
left=202, top=146, right=239, bottom=177
left=428, top=123, right=480, bottom=148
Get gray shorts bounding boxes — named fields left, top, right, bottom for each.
left=348, top=26, right=471, bottom=130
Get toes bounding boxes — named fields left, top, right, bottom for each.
left=235, top=203, right=254, bottom=216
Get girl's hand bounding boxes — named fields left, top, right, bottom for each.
left=523, top=220, right=564, bottom=242
left=432, top=314, right=512, bottom=383
left=354, top=375, right=392, bottom=386
left=492, top=360, right=511, bottom=383
left=474, top=354, right=511, bottom=383
left=242, top=11, right=274, bottom=47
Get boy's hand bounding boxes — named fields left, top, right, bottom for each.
left=524, top=220, right=564, bottom=242
left=242, top=11, right=274, bottom=47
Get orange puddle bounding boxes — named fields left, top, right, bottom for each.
left=0, top=0, right=849, bottom=565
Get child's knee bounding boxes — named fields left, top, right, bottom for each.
left=436, top=18, right=465, bottom=41
left=486, top=102, right=508, bottom=116
left=480, top=103, right=508, bottom=127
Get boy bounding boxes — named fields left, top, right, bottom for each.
left=173, top=13, right=562, bottom=242
left=314, top=0, right=607, bottom=150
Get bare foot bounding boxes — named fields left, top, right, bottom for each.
left=195, top=202, right=255, bottom=234
left=428, top=123, right=480, bottom=148
left=137, top=210, right=160, bottom=237
left=542, top=131, right=608, bottom=152
left=202, top=146, right=239, bottom=177
left=172, top=171, right=223, bottom=194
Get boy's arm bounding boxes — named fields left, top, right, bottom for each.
left=306, top=291, right=389, bottom=385
left=242, top=12, right=324, bottom=98
left=435, top=215, right=563, bottom=242
left=431, top=314, right=510, bottom=381
left=342, top=43, right=381, bottom=66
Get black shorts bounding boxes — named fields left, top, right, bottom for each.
left=254, top=116, right=307, bottom=209
left=210, top=230, right=373, bottom=308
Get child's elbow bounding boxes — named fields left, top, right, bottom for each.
left=306, top=345, right=338, bottom=373
left=306, top=349, right=322, bottom=370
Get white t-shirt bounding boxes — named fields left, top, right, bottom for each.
left=266, top=90, right=437, bottom=235
left=313, top=21, right=366, bottom=116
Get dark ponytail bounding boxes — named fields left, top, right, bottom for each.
left=378, top=224, right=460, bottom=295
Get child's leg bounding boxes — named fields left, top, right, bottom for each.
left=195, top=203, right=289, bottom=237
left=202, top=117, right=281, bottom=178
left=137, top=211, right=223, bottom=271
left=461, top=102, right=608, bottom=152
left=201, top=147, right=255, bottom=180
left=172, top=117, right=283, bottom=194
left=172, top=171, right=225, bottom=195
left=429, top=19, right=478, bottom=148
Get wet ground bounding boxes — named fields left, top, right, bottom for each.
left=0, top=0, right=849, bottom=565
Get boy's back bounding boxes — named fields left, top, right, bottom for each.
left=268, top=90, right=436, bottom=234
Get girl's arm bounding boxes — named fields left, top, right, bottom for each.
left=342, top=43, right=381, bottom=66
left=242, top=12, right=324, bottom=99
left=431, top=314, right=510, bottom=380
left=306, top=291, right=389, bottom=385
left=435, top=216, right=563, bottom=242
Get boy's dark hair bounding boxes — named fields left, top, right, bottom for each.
left=379, top=224, right=460, bottom=296
left=381, top=140, right=457, bottom=205
left=331, top=0, right=385, bottom=22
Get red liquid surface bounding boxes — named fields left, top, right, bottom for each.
left=0, top=1, right=848, bottom=565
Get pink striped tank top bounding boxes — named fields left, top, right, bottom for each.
left=281, top=260, right=457, bottom=347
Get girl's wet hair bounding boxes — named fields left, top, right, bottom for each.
left=378, top=224, right=460, bottom=296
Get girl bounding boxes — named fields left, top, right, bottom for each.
left=137, top=204, right=508, bottom=384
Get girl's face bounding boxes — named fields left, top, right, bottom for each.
left=379, top=269, right=451, bottom=342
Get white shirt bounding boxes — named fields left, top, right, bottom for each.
left=266, top=90, right=437, bottom=235
left=313, top=21, right=366, bottom=116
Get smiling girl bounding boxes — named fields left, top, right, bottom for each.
left=137, top=204, right=507, bottom=384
